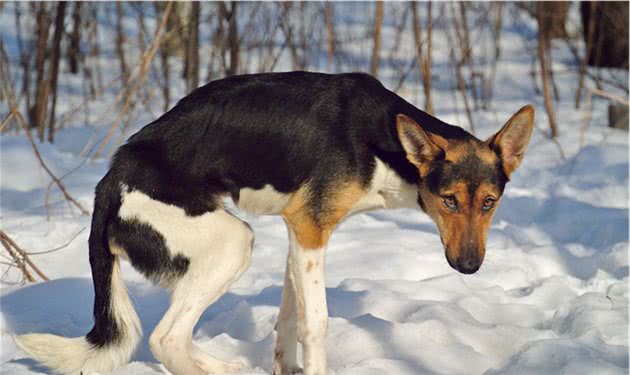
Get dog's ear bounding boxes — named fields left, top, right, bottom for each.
left=487, top=105, right=535, bottom=177
left=396, top=114, right=446, bottom=175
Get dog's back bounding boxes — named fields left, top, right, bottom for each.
left=110, top=72, right=467, bottom=213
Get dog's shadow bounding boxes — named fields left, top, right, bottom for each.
left=1, top=278, right=371, bottom=373
left=1, top=278, right=261, bottom=372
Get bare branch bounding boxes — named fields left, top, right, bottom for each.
left=27, top=227, right=87, bottom=256
left=0, top=236, right=35, bottom=283
left=0, top=230, right=49, bottom=282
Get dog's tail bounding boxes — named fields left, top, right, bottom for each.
left=14, top=179, right=142, bottom=374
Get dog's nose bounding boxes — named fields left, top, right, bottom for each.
left=456, top=257, right=480, bottom=274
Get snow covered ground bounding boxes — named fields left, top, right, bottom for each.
left=1, top=3, right=628, bottom=375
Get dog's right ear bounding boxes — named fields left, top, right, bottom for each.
left=487, top=105, right=535, bottom=178
left=396, top=114, right=445, bottom=175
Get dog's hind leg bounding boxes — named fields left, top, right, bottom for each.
left=148, top=209, right=254, bottom=375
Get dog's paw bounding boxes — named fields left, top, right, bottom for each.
left=217, top=360, right=247, bottom=373
left=193, top=355, right=246, bottom=374
left=272, top=365, right=303, bottom=375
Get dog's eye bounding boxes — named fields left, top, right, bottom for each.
left=443, top=196, right=458, bottom=211
left=482, top=197, right=496, bottom=211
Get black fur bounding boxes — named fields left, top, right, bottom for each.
left=108, top=217, right=190, bottom=285
left=86, top=173, right=120, bottom=347
left=107, top=71, right=469, bottom=215
left=424, top=154, right=508, bottom=201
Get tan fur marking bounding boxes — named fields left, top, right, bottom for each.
left=476, top=182, right=501, bottom=201
left=306, top=260, right=313, bottom=273
left=435, top=180, right=468, bottom=262
left=440, top=181, right=468, bottom=197
left=476, top=145, right=500, bottom=166
left=428, top=132, right=450, bottom=150
left=282, top=185, right=323, bottom=249
left=443, top=142, right=469, bottom=163
left=108, top=240, right=127, bottom=257
left=282, top=181, right=366, bottom=249
left=444, top=220, right=463, bottom=263
left=419, top=179, right=495, bottom=265
left=419, top=164, right=432, bottom=177
left=444, top=140, right=498, bottom=167
left=472, top=181, right=499, bottom=262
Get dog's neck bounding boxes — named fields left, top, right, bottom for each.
left=345, top=158, right=419, bottom=217
left=376, top=158, right=420, bottom=209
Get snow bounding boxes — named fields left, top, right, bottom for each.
left=1, top=3, right=628, bottom=375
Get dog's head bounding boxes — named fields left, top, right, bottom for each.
left=396, top=105, right=534, bottom=274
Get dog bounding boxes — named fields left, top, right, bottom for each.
left=14, top=71, right=534, bottom=375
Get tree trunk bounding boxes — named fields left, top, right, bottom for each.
left=324, top=3, right=336, bottom=71
left=116, top=2, right=129, bottom=85
left=580, top=2, right=628, bottom=69
left=537, top=5, right=559, bottom=138
left=281, top=3, right=302, bottom=70
left=88, top=3, right=103, bottom=94
left=411, top=2, right=433, bottom=114
left=15, top=3, right=31, bottom=114
left=226, top=2, right=239, bottom=76
left=575, top=2, right=597, bottom=108
left=68, top=2, right=81, bottom=74
left=457, top=2, right=471, bottom=64
left=486, top=3, right=503, bottom=109
left=186, top=1, right=200, bottom=92
left=370, top=1, right=384, bottom=77
left=47, top=1, right=67, bottom=143
left=155, top=3, right=170, bottom=111
left=298, top=2, right=308, bottom=70
left=425, top=3, right=433, bottom=114
left=160, top=48, right=170, bottom=111
left=32, top=2, right=50, bottom=140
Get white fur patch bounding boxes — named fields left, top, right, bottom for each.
left=147, top=208, right=253, bottom=375
left=348, top=158, right=419, bottom=215
left=273, top=261, right=301, bottom=374
left=285, top=226, right=328, bottom=375
left=236, top=184, right=291, bottom=215
left=118, top=188, right=245, bottom=260
left=14, top=258, right=141, bottom=374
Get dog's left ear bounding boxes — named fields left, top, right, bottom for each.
left=396, top=114, right=447, bottom=176
left=487, top=105, right=535, bottom=177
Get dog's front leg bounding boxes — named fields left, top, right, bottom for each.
left=285, top=225, right=328, bottom=375
left=273, top=258, right=301, bottom=375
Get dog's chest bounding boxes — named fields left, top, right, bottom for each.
left=234, top=158, right=417, bottom=216
left=235, top=185, right=291, bottom=215
left=349, top=158, right=418, bottom=215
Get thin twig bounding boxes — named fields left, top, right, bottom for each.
left=56, top=73, right=124, bottom=130
left=27, top=227, right=86, bottom=256
left=0, top=230, right=49, bottom=281
left=0, top=45, right=90, bottom=217
left=14, top=111, right=90, bottom=215
left=0, top=236, right=35, bottom=282
left=0, top=111, right=15, bottom=133
left=45, top=150, right=92, bottom=220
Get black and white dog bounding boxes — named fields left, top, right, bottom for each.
left=16, top=72, right=534, bottom=375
